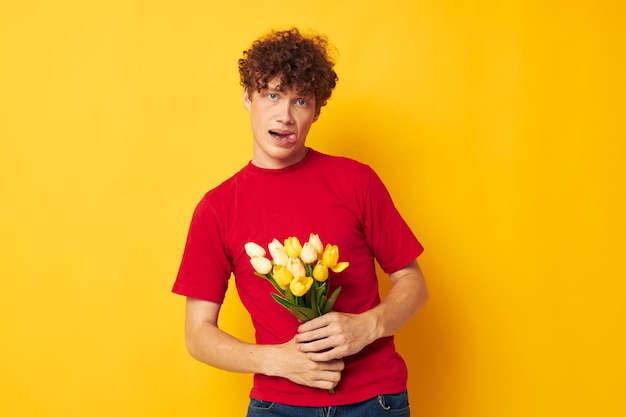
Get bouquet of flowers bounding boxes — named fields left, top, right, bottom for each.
left=244, top=233, right=349, bottom=323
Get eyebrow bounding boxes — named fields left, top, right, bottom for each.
left=263, top=83, right=312, bottom=99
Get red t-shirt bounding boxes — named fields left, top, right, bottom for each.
left=173, top=149, right=424, bottom=406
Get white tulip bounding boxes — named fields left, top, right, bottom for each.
left=268, top=238, right=289, bottom=266
left=244, top=242, right=266, bottom=258
left=300, top=242, right=318, bottom=264
left=249, top=256, right=272, bottom=275
left=286, top=257, right=306, bottom=279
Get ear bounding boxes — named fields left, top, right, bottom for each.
left=313, top=108, right=321, bottom=122
left=243, top=87, right=251, bottom=111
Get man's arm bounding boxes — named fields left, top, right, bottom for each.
left=184, top=297, right=344, bottom=390
left=294, top=259, right=429, bottom=361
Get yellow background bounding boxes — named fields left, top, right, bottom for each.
left=1, top=1, right=624, bottom=416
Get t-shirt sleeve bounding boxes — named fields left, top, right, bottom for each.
left=362, top=168, right=424, bottom=274
left=172, top=196, right=233, bottom=303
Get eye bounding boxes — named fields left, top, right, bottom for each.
left=268, top=93, right=278, bottom=100
left=296, top=99, right=307, bottom=106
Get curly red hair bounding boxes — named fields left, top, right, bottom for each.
left=238, top=28, right=338, bottom=110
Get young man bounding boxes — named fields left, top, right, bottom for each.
left=173, top=28, right=429, bottom=417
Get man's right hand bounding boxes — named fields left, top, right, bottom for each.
left=185, top=298, right=343, bottom=391
left=267, top=337, right=344, bottom=390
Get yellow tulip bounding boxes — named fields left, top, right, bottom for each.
left=290, top=276, right=313, bottom=297
left=300, top=242, right=318, bottom=264
left=249, top=256, right=272, bottom=275
left=331, top=261, right=349, bottom=273
left=322, top=244, right=350, bottom=273
left=273, top=265, right=293, bottom=290
left=284, top=236, right=302, bottom=258
left=322, top=244, right=339, bottom=267
left=268, top=238, right=288, bottom=266
left=244, top=241, right=266, bottom=258
left=312, top=262, right=329, bottom=282
left=308, top=233, right=324, bottom=256
left=286, top=257, right=306, bottom=279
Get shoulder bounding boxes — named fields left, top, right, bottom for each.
left=193, top=166, right=247, bottom=214
left=308, top=150, right=385, bottom=202
left=310, top=149, right=375, bottom=176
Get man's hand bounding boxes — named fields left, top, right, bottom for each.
left=185, top=297, right=344, bottom=391
left=294, top=312, right=379, bottom=361
left=294, top=260, right=428, bottom=362
left=271, top=337, right=345, bottom=390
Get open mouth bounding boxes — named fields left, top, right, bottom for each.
left=269, top=130, right=297, bottom=143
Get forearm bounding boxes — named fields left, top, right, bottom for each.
left=184, top=297, right=279, bottom=376
left=295, top=260, right=429, bottom=360
left=184, top=297, right=343, bottom=389
left=364, top=260, right=429, bottom=340
left=186, top=320, right=274, bottom=375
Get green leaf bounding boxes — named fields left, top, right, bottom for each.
left=315, top=281, right=326, bottom=304
left=311, top=291, right=320, bottom=316
left=300, top=288, right=313, bottom=308
left=258, top=273, right=285, bottom=295
left=319, top=295, right=327, bottom=313
left=271, top=293, right=295, bottom=311
left=322, top=286, right=342, bottom=314
left=285, top=285, right=295, bottom=304
left=290, top=309, right=310, bottom=323
left=290, top=306, right=318, bottom=322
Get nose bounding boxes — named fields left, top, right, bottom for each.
left=275, top=101, right=294, bottom=124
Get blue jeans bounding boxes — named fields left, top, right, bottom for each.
left=246, top=391, right=410, bottom=417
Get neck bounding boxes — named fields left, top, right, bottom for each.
left=251, top=147, right=309, bottom=169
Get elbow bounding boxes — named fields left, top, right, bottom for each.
left=417, top=274, right=429, bottom=308
left=419, top=285, right=429, bottom=310
left=185, top=332, right=201, bottom=362
left=184, top=325, right=208, bottom=363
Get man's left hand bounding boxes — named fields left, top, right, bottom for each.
left=294, top=312, right=379, bottom=361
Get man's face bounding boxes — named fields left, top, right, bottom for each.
left=244, top=76, right=319, bottom=169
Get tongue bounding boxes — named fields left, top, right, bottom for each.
left=283, top=133, right=297, bottom=143
left=273, top=131, right=297, bottom=143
